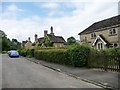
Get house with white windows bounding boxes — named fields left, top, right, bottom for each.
left=78, top=15, right=120, bottom=49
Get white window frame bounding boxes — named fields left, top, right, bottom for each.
left=97, top=42, right=104, bottom=50
left=109, top=28, right=117, bottom=35
left=91, top=33, right=96, bottom=38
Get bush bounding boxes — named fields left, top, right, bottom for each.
left=2, top=51, right=7, bottom=54
left=34, top=44, right=90, bottom=67
left=19, top=44, right=93, bottom=67
left=34, top=49, right=70, bottom=65
left=68, top=44, right=90, bottom=67
left=18, top=48, right=34, bottom=57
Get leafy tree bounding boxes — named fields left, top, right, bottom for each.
left=44, top=36, right=53, bottom=47
left=67, top=36, right=76, bottom=45
left=2, top=36, right=11, bottom=51
left=0, top=30, right=21, bottom=51
left=10, top=38, right=21, bottom=50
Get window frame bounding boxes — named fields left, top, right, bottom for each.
left=109, top=28, right=117, bottom=35
left=91, top=32, right=96, bottom=39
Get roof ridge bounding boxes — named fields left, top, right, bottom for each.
left=79, top=15, right=120, bottom=35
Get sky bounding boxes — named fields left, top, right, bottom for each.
left=1, top=0, right=119, bottom=43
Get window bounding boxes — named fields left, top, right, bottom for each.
left=113, top=28, right=116, bottom=34
left=109, top=43, right=118, bottom=48
left=91, top=33, right=96, bottom=38
left=109, top=28, right=117, bottom=35
left=97, top=43, right=103, bottom=50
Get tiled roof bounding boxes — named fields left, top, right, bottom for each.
left=38, top=34, right=66, bottom=43
left=38, top=37, right=44, bottom=44
left=47, top=34, right=66, bottom=43
left=78, top=15, right=120, bottom=35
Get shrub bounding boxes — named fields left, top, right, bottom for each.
left=68, top=44, right=90, bottom=67
left=2, top=51, right=7, bottom=54
left=26, top=49, right=34, bottom=57
left=18, top=48, right=27, bottom=57
left=19, top=48, right=35, bottom=57
left=34, top=49, right=70, bottom=65
left=34, top=44, right=90, bottom=67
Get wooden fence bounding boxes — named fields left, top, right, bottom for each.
left=88, top=52, right=120, bottom=72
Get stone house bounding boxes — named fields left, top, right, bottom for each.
left=34, top=26, right=66, bottom=47
left=78, top=15, right=120, bottom=50
left=22, top=37, right=33, bottom=48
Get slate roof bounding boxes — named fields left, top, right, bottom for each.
left=22, top=40, right=28, bottom=46
left=47, top=34, right=66, bottom=43
left=38, top=37, right=44, bottom=44
left=78, top=15, right=120, bottom=35
left=38, top=34, right=66, bottom=43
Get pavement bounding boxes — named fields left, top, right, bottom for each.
left=27, top=57, right=120, bottom=90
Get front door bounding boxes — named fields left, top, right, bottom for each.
left=97, top=43, right=104, bottom=50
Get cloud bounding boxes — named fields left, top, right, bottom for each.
left=1, top=1, right=119, bottom=43
left=6, top=4, right=23, bottom=12
left=41, top=2, right=60, bottom=9
left=2, top=4, right=24, bottom=19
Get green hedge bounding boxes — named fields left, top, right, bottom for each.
left=18, top=48, right=34, bottom=57
left=68, top=45, right=90, bottom=67
left=34, top=49, right=70, bottom=65
left=34, top=44, right=90, bottom=67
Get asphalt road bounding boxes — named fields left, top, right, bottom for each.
left=2, top=54, right=102, bottom=88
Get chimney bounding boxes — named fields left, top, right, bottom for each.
left=28, top=37, right=31, bottom=42
left=44, top=30, right=48, bottom=37
left=50, top=26, right=54, bottom=35
left=35, top=34, right=38, bottom=43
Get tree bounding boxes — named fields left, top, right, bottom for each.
left=0, top=30, right=21, bottom=51
left=67, top=36, right=76, bottom=45
left=44, top=36, right=53, bottom=47
left=2, top=35, right=11, bottom=51
left=10, top=38, right=21, bottom=50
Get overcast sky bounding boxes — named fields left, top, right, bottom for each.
left=1, top=0, right=119, bottom=42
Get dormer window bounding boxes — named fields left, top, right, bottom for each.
left=91, top=33, right=96, bottom=38
left=109, top=28, right=117, bottom=35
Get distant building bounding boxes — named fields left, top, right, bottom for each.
left=35, top=26, right=66, bottom=47
left=22, top=37, right=33, bottom=48
left=78, top=15, right=120, bottom=50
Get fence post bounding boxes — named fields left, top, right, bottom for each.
left=103, top=51, right=108, bottom=71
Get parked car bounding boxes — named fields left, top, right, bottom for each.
left=8, top=50, right=19, bottom=57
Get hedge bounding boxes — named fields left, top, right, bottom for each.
left=68, top=45, right=90, bottom=67
left=34, top=44, right=90, bottom=67
left=34, top=49, right=71, bottom=65
left=19, top=46, right=120, bottom=70
left=18, top=48, right=34, bottom=57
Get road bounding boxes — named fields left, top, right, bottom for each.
left=2, top=54, right=102, bottom=88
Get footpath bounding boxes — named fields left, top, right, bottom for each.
left=27, top=58, right=119, bottom=90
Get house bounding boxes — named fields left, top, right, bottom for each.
left=34, top=26, right=66, bottom=47
left=78, top=15, right=120, bottom=49
left=22, top=37, right=33, bottom=48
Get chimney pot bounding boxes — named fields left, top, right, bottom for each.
left=50, top=26, right=54, bottom=35
left=44, top=30, right=48, bottom=37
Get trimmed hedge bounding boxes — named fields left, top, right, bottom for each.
left=34, top=49, right=70, bottom=65
left=34, top=44, right=90, bottom=67
left=19, top=45, right=120, bottom=69
left=68, top=45, right=90, bottom=67
left=18, top=48, right=34, bottom=57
